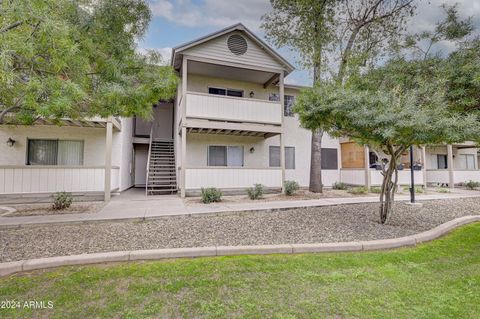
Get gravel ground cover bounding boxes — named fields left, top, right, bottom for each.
left=1, top=197, right=479, bottom=262
left=1, top=202, right=104, bottom=217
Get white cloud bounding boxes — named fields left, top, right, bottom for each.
left=150, top=0, right=272, bottom=31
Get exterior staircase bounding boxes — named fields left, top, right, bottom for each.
left=146, top=139, right=177, bottom=195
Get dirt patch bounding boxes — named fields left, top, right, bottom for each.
left=3, top=202, right=105, bottom=217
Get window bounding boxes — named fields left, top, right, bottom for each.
left=321, top=148, right=338, bottom=170
left=269, top=146, right=295, bottom=169
left=208, top=146, right=244, bottom=167
left=208, top=87, right=244, bottom=97
left=459, top=154, right=476, bottom=169
left=27, top=139, right=84, bottom=165
left=269, top=93, right=279, bottom=102
left=269, top=94, right=295, bottom=117
left=437, top=154, right=448, bottom=169
left=284, top=95, right=295, bottom=117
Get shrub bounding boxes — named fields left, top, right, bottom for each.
left=370, top=186, right=382, bottom=193
left=436, top=187, right=450, bottom=193
left=52, top=192, right=73, bottom=210
left=465, top=180, right=480, bottom=190
left=403, top=186, right=424, bottom=194
left=332, top=182, right=348, bottom=190
left=284, top=180, right=299, bottom=196
left=348, top=186, right=368, bottom=195
left=247, top=184, right=264, bottom=200
left=200, top=187, right=222, bottom=204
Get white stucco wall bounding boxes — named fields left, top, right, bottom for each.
left=116, top=118, right=134, bottom=191
left=0, top=125, right=108, bottom=166
left=426, top=145, right=479, bottom=170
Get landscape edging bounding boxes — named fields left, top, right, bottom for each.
left=1, top=215, right=479, bottom=277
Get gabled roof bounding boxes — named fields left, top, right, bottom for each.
left=171, top=23, right=295, bottom=74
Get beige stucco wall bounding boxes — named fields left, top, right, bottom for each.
left=0, top=125, right=109, bottom=166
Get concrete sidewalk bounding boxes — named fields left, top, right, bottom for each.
left=1, top=188, right=479, bottom=227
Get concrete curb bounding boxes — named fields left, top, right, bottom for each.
left=1, top=216, right=479, bottom=277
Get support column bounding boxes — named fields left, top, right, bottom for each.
left=279, top=71, right=285, bottom=192
left=181, top=57, right=187, bottom=123
left=421, top=146, right=427, bottom=187
left=180, top=127, right=187, bottom=198
left=364, top=145, right=371, bottom=190
left=104, top=117, right=113, bottom=201
left=447, top=144, right=454, bottom=188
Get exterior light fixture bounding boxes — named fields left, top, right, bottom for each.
left=249, top=147, right=255, bottom=153
left=6, top=137, right=15, bottom=147
left=249, top=91, right=255, bottom=98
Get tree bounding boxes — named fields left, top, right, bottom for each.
left=262, top=0, right=415, bottom=193
left=0, top=0, right=177, bottom=125
left=294, top=76, right=480, bottom=224
left=262, top=0, right=336, bottom=193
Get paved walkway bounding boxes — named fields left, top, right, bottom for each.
left=1, top=188, right=479, bottom=227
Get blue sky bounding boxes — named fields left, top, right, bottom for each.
left=139, top=0, right=480, bottom=86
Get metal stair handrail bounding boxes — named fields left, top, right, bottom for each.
left=145, top=126, right=153, bottom=196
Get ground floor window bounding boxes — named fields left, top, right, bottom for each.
left=458, top=154, right=476, bottom=170
left=269, top=146, right=295, bottom=169
left=27, top=139, right=84, bottom=165
left=208, top=145, right=244, bottom=167
left=437, top=154, right=448, bottom=169
left=321, top=148, right=338, bottom=170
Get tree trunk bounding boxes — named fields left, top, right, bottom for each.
left=379, top=154, right=398, bottom=224
left=310, top=129, right=324, bottom=193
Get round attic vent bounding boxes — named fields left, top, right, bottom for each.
left=227, top=34, right=248, bottom=56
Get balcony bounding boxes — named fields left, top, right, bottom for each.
left=185, top=167, right=282, bottom=190
left=182, top=92, right=282, bottom=137
left=0, top=166, right=120, bottom=194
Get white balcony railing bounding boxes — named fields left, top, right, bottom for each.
left=340, top=169, right=424, bottom=186
left=0, top=166, right=120, bottom=194
left=185, top=92, right=282, bottom=125
left=426, top=169, right=480, bottom=184
left=185, top=167, right=282, bottom=189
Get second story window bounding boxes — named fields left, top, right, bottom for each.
left=269, top=94, right=296, bottom=117
left=284, top=95, right=295, bottom=117
left=208, top=87, right=244, bottom=97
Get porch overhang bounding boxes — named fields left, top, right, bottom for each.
left=2, top=116, right=122, bottom=131
left=182, top=119, right=281, bottom=138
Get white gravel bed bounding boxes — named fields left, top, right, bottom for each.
left=1, top=198, right=479, bottom=262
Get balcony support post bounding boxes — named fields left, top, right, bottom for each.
left=181, top=126, right=187, bottom=198
left=104, top=116, right=113, bottom=202
left=364, top=145, right=371, bottom=191
left=279, top=71, right=285, bottom=192
left=447, top=144, right=454, bottom=188
left=421, top=146, right=427, bottom=187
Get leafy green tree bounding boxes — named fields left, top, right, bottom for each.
left=262, top=0, right=415, bottom=193
left=294, top=77, right=479, bottom=224
left=0, top=0, right=177, bottom=124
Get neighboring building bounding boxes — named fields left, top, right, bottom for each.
left=0, top=23, right=479, bottom=201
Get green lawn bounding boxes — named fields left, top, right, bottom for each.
left=1, top=223, right=479, bottom=319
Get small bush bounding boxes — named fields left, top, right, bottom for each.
left=332, top=182, right=348, bottom=190
left=403, top=186, right=424, bottom=194
left=284, top=180, right=299, bottom=196
left=370, top=186, right=382, bottom=193
left=201, top=187, right=222, bottom=204
left=465, top=180, right=480, bottom=190
left=247, top=184, right=264, bottom=200
left=436, top=187, right=450, bottom=193
left=52, top=192, right=73, bottom=210
left=348, top=186, right=368, bottom=195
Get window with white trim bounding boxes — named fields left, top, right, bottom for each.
left=458, top=154, right=476, bottom=169
left=269, top=146, right=295, bottom=169
left=268, top=94, right=295, bottom=117
left=208, top=87, right=244, bottom=97
left=27, top=139, right=84, bottom=165
left=208, top=145, right=244, bottom=167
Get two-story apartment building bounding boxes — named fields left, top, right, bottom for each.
left=0, top=23, right=478, bottom=202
